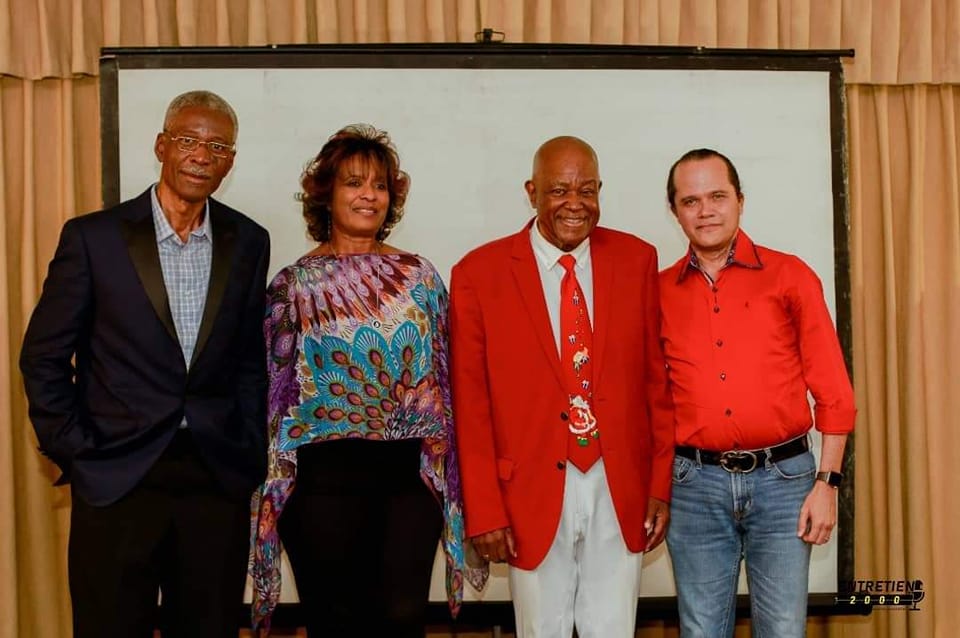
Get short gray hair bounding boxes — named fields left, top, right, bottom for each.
left=163, top=90, right=238, bottom=140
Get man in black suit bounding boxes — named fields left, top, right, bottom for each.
left=20, top=90, right=270, bottom=638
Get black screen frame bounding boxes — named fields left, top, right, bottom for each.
left=99, top=42, right=860, bottom=628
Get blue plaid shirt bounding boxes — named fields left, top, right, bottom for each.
left=150, top=186, right=212, bottom=369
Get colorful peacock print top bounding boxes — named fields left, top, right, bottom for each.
left=248, top=252, right=485, bottom=629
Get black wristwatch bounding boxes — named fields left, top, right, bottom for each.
left=816, top=471, right=843, bottom=488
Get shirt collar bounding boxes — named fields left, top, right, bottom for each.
left=529, top=219, right=592, bottom=273
left=676, top=229, right=763, bottom=283
left=150, top=184, right=211, bottom=244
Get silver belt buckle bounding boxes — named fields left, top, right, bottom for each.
left=719, top=449, right=758, bottom=473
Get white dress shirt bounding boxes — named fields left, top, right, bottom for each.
left=528, top=220, right=594, bottom=354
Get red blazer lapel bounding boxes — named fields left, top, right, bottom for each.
left=589, top=232, right=614, bottom=381
left=509, top=223, right=565, bottom=390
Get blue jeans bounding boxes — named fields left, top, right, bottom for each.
left=666, top=449, right=815, bottom=638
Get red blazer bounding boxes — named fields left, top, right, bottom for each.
left=449, top=223, right=675, bottom=570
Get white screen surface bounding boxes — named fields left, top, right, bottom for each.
left=115, top=65, right=839, bottom=603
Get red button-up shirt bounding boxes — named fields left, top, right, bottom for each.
left=659, top=231, right=855, bottom=450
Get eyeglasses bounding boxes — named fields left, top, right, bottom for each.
left=164, top=132, right=236, bottom=158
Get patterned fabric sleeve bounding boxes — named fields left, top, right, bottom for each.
left=422, top=261, right=489, bottom=618
left=249, top=267, right=302, bottom=630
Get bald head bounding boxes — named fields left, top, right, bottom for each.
left=531, top=136, right=599, bottom=179
left=524, top=136, right=602, bottom=251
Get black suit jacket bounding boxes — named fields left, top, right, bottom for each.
left=20, top=188, right=270, bottom=506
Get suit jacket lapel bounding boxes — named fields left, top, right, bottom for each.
left=510, top=224, right=566, bottom=389
left=589, top=232, right=614, bottom=381
left=122, top=195, right=179, bottom=346
left=191, top=203, right=236, bottom=368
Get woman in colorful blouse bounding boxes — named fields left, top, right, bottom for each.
left=249, top=124, right=483, bottom=635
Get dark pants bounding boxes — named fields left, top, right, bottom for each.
left=68, top=429, right=250, bottom=638
left=279, top=438, right=444, bottom=638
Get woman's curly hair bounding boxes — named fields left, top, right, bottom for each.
left=299, top=124, right=410, bottom=243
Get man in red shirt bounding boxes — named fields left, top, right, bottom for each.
left=659, top=148, right=855, bottom=637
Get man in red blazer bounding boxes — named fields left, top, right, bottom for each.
left=450, top=136, right=674, bottom=637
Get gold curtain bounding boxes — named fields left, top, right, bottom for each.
left=0, top=75, right=100, bottom=638
left=6, top=0, right=960, bottom=83
left=2, top=1, right=958, bottom=637
left=844, top=84, right=960, bottom=638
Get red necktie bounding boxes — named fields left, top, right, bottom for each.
left=558, top=254, right=600, bottom=471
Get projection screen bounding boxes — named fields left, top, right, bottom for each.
left=100, top=43, right=854, bottom=621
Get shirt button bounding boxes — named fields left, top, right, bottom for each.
left=716, top=339, right=723, bottom=347
left=560, top=412, right=569, bottom=421
left=713, top=306, right=720, bottom=313
left=720, top=372, right=726, bottom=381
left=712, top=286, right=719, bottom=293
left=557, top=461, right=566, bottom=470
left=725, top=408, right=733, bottom=417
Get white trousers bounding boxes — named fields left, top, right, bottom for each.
left=508, top=459, right=643, bottom=638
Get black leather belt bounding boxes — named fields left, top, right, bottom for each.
left=675, top=436, right=809, bottom=473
